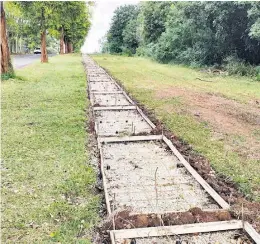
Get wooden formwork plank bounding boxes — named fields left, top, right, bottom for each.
left=99, top=135, right=163, bottom=143
left=91, top=91, right=124, bottom=95
left=162, top=136, right=230, bottom=210
left=88, top=79, right=112, bottom=83
left=136, top=106, right=156, bottom=129
left=244, top=222, right=260, bottom=244
left=110, top=231, right=116, bottom=244
left=97, top=140, right=112, bottom=215
left=87, top=72, right=107, bottom=75
left=112, top=220, right=243, bottom=239
left=93, top=106, right=137, bottom=111
left=122, top=91, right=134, bottom=105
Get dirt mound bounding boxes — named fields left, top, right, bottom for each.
left=101, top=208, right=231, bottom=230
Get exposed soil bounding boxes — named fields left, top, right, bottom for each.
left=101, top=208, right=231, bottom=230
left=155, top=87, right=260, bottom=160
left=100, top=67, right=260, bottom=233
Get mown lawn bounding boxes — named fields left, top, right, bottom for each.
left=92, top=54, right=260, bottom=201
left=1, top=54, right=99, bottom=243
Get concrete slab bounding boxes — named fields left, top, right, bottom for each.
left=95, top=109, right=153, bottom=136
left=89, top=81, right=120, bottom=92
left=101, top=140, right=219, bottom=214
left=91, top=93, right=132, bottom=106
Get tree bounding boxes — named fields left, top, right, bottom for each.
left=248, top=2, right=260, bottom=40
left=153, top=2, right=260, bottom=65
left=50, top=1, right=91, bottom=54
left=122, top=18, right=139, bottom=54
left=107, top=5, right=139, bottom=53
left=139, top=2, right=172, bottom=44
left=4, top=2, right=24, bottom=54
left=104, top=2, right=260, bottom=68
left=1, top=1, right=14, bottom=76
left=15, top=2, right=59, bottom=62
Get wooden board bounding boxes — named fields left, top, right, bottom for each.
left=91, top=91, right=124, bottom=95
left=244, top=222, right=260, bottom=244
left=112, top=220, right=243, bottom=239
left=99, top=135, right=163, bottom=143
left=122, top=91, right=135, bottom=105
left=97, top=140, right=112, bottom=215
left=136, top=106, right=156, bottom=129
left=93, top=106, right=137, bottom=111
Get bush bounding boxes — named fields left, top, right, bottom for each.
left=255, top=66, right=260, bottom=81
left=121, top=47, right=133, bottom=57
left=135, top=43, right=157, bottom=59
left=135, top=46, right=146, bottom=56
left=223, top=55, right=257, bottom=77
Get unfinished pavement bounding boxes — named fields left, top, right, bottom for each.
left=83, top=55, right=260, bottom=244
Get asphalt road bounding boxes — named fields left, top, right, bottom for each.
left=11, top=54, right=56, bottom=69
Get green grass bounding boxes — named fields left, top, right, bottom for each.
left=92, top=54, right=260, bottom=201
left=93, top=55, right=260, bottom=103
left=1, top=54, right=99, bottom=243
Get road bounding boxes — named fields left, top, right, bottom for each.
left=11, top=54, right=56, bottom=69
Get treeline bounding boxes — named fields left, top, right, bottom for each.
left=4, top=1, right=91, bottom=61
left=104, top=2, right=260, bottom=77
left=1, top=1, right=91, bottom=78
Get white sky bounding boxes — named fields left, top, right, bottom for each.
left=81, top=1, right=139, bottom=53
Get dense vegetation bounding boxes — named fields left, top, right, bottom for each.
left=104, top=2, right=260, bottom=78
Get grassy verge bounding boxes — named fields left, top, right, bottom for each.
left=92, top=54, right=260, bottom=201
left=1, top=54, right=99, bottom=243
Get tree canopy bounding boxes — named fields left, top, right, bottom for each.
left=5, top=1, right=91, bottom=56
left=107, top=5, right=139, bottom=53
left=104, top=2, right=260, bottom=76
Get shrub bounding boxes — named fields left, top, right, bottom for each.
left=135, top=43, right=157, bottom=59
left=121, top=47, right=133, bottom=57
left=223, top=55, right=257, bottom=77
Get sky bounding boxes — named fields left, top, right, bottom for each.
left=81, top=1, right=139, bottom=53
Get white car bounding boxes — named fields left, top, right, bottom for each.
left=34, top=48, right=41, bottom=54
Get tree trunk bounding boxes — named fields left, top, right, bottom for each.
left=1, top=1, right=14, bottom=75
left=68, top=42, right=73, bottom=53
left=41, top=29, right=48, bottom=63
left=40, top=7, right=48, bottom=62
left=59, top=26, right=65, bottom=54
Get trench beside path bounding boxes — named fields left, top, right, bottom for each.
left=83, top=55, right=260, bottom=244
